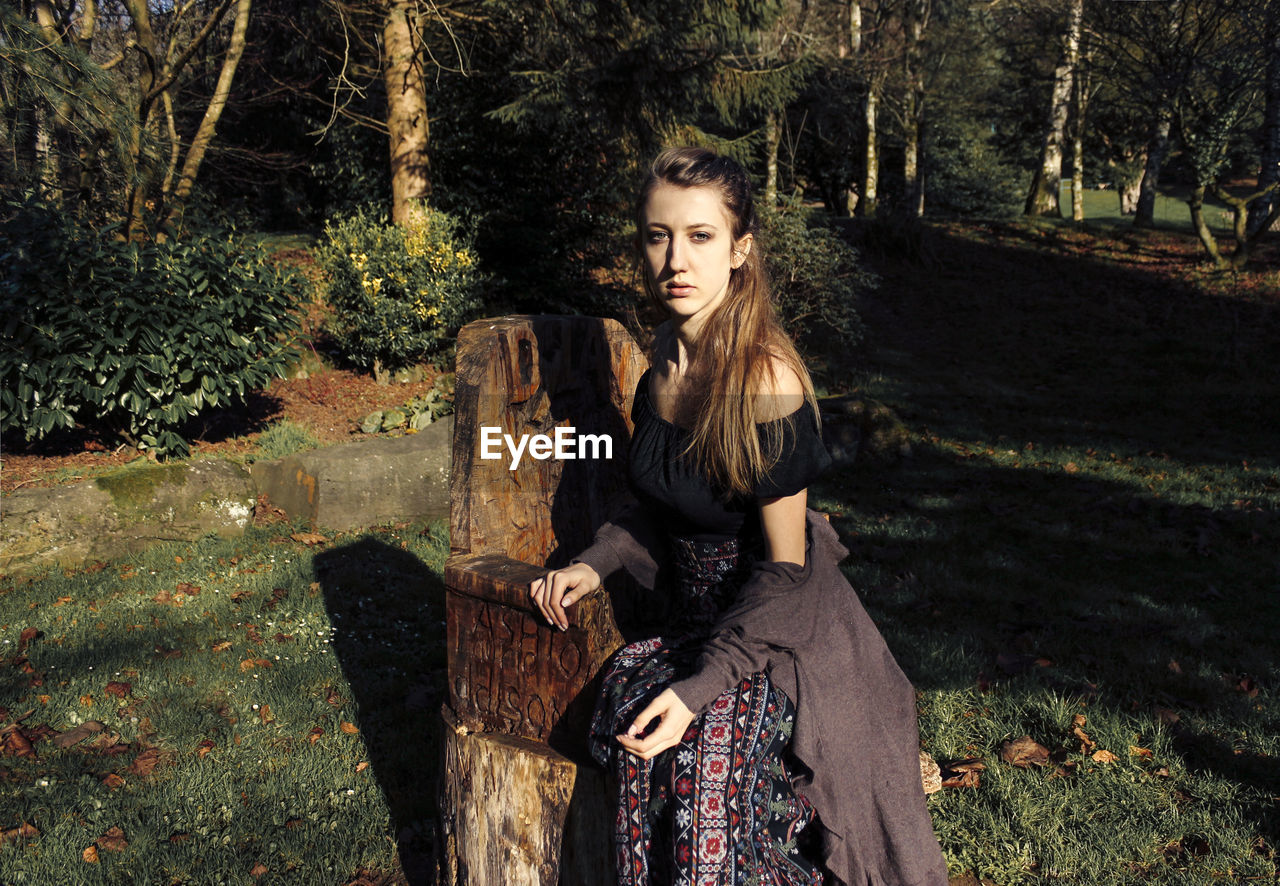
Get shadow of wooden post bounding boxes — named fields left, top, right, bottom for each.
left=437, top=315, right=648, bottom=885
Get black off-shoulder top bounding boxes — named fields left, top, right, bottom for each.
left=627, top=369, right=832, bottom=542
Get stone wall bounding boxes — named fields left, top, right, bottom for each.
left=0, top=417, right=452, bottom=577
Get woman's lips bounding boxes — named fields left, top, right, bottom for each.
left=667, top=283, right=694, bottom=296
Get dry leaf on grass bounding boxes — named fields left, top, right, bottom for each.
left=291, top=532, right=328, bottom=546
left=1091, top=749, right=1120, bottom=763
left=211, top=641, right=232, bottom=653
left=96, top=826, right=127, bottom=852
left=105, top=681, right=131, bottom=699
left=251, top=862, right=270, bottom=877
left=356, top=761, right=369, bottom=773
left=53, top=720, right=104, bottom=749
left=127, top=748, right=161, bottom=776
left=102, top=773, right=126, bottom=789
left=1, top=729, right=36, bottom=759
left=1000, top=736, right=1050, bottom=768
left=258, top=705, right=275, bottom=725
left=308, top=727, right=324, bottom=745
left=0, top=822, right=38, bottom=845
left=340, top=721, right=359, bottom=734
left=82, top=845, right=99, bottom=864
left=1131, top=745, right=1154, bottom=758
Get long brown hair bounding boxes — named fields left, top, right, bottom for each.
left=637, top=146, right=820, bottom=496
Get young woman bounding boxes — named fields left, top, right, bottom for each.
left=530, top=147, right=947, bottom=886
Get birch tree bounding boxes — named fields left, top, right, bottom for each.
left=1023, top=0, right=1082, bottom=218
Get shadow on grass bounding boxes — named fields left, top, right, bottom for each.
left=825, top=219, right=1280, bottom=870
left=314, top=535, right=448, bottom=886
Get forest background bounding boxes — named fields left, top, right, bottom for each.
left=2, top=1, right=1279, bottom=885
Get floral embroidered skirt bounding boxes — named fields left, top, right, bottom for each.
left=588, top=535, right=822, bottom=886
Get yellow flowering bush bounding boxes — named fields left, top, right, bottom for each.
left=316, top=204, right=485, bottom=372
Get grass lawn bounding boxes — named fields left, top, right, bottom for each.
left=2, top=213, right=1277, bottom=884
left=1, top=521, right=449, bottom=884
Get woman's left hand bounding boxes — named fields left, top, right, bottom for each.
left=616, top=688, right=695, bottom=760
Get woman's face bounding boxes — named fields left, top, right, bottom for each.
left=640, top=183, right=751, bottom=332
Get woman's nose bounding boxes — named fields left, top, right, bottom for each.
left=668, top=240, right=688, bottom=271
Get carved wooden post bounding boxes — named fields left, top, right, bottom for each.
left=438, top=316, right=648, bottom=885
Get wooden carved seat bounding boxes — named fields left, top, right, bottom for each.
left=438, top=315, right=648, bottom=885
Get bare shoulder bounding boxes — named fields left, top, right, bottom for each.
left=754, top=354, right=806, bottom=422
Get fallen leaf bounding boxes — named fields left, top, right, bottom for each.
left=80, top=694, right=94, bottom=707
left=1071, top=714, right=1087, bottom=728
left=96, top=826, right=127, bottom=852
left=2, top=729, right=36, bottom=759
left=285, top=818, right=303, bottom=829
left=254, top=658, right=273, bottom=669
left=941, top=766, right=981, bottom=788
left=102, top=774, right=125, bottom=790
left=153, top=645, right=182, bottom=659
left=290, top=532, right=327, bottom=546
left=82, top=845, right=100, bottom=863
left=211, top=641, right=232, bottom=653
left=0, top=822, right=38, bottom=845
left=176, top=582, right=201, bottom=596
left=1130, top=746, right=1154, bottom=758
left=169, top=832, right=191, bottom=844
left=197, top=740, right=216, bottom=758
left=17, top=627, right=40, bottom=652
left=325, top=688, right=344, bottom=707
left=105, top=681, right=131, bottom=699
left=1071, top=722, right=1096, bottom=754
left=308, top=727, right=324, bottom=744
left=1064, top=462, right=1079, bottom=473
left=356, top=761, right=369, bottom=773
left=230, top=591, right=252, bottom=603
left=251, top=862, right=269, bottom=877
left=1168, top=659, right=1183, bottom=675
left=340, top=721, right=359, bottom=735
left=1153, top=766, right=1171, bottom=777
left=53, top=720, right=104, bottom=749
left=127, top=748, right=161, bottom=776
left=1000, top=736, right=1050, bottom=768
left=240, top=659, right=257, bottom=672
left=1091, top=749, right=1120, bottom=763
left=258, top=704, right=275, bottom=725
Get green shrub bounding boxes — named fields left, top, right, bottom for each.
left=316, top=204, right=485, bottom=374
left=925, top=123, right=1023, bottom=217
left=0, top=200, right=301, bottom=459
left=255, top=420, right=321, bottom=460
left=759, top=203, right=872, bottom=358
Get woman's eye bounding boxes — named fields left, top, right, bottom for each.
left=691, top=231, right=711, bottom=242
left=647, top=231, right=668, bottom=243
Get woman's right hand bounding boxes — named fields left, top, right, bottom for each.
left=529, top=562, right=602, bottom=631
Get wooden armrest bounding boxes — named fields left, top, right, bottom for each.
left=444, top=552, right=624, bottom=746
left=445, top=552, right=548, bottom=617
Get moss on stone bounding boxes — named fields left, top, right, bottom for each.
left=94, top=462, right=189, bottom=510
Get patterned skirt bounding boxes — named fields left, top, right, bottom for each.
left=588, top=535, right=823, bottom=886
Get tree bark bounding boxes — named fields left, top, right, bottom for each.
left=161, top=0, right=253, bottom=232
left=1248, top=5, right=1280, bottom=236
left=1134, top=103, right=1173, bottom=228
left=861, top=74, right=881, bottom=218
left=384, top=0, right=431, bottom=224
left=1025, top=0, right=1082, bottom=218
left=902, top=0, right=929, bottom=218
left=1070, top=53, right=1091, bottom=222
left=764, top=108, right=780, bottom=206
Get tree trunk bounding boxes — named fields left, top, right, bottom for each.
left=1187, top=185, right=1226, bottom=269
left=764, top=108, right=780, bottom=206
left=861, top=75, right=880, bottom=218
left=161, top=0, right=253, bottom=232
left=384, top=0, right=431, bottom=224
left=1070, top=53, right=1090, bottom=222
left=1248, top=5, right=1280, bottom=236
left=437, top=707, right=613, bottom=886
left=1025, top=0, right=1082, bottom=218
left=1134, top=103, right=1173, bottom=228
left=902, top=1, right=928, bottom=218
